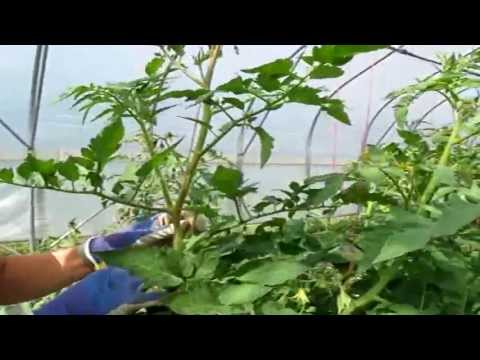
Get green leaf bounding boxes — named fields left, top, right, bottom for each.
left=135, top=138, right=182, bottom=178
left=90, top=108, right=114, bottom=123
left=329, top=243, right=363, bottom=263
left=162, top=89, right=209, bottom=101
left=57, top=159, right=80, bottom=181
left=431, top=196, right=480, bottom=238
left=88, top=119, right=125, bottom=166
left=178, top=116, right=213, bottom=129
left=0, top=168, right=14, bottom=183
left=305, top=174, right=344, bottom=205
left=373, top=223, right=432, bottom=264
left=87, top=172, right=103, bottom=188
left=337, top=286, right=353, bottom=314
left=256, top=74, right=281, bottom=92
left=357, top=166, right=387, bottom=185
left=310, top=64, right=344, bottom=79
left=237, top=184, right=258, bottom=197
left=111, top=181, right=124, bottom=195
left=168, top=284, right=242, bottom=315
left=432, top=165, right=457, bottom=186
left=27, top=154, right=57, bottom=177
left=167, top=45, right=185, bottom=56
left=372, top=209, right=434, bottom=264
left=312, top=46, right=353, bottom=66
left=370, top=303, right=422, bottom=315
left=70, top=156, right=94, bottom=170
left=80, top=147, right=95, bottom=160
left=462, top=78, right=480, bottom=88
left=194, top=251, right=220, bottom=280
left=100, top=247, right=184, bottom=289
left=357, top=226, right=395, bottom=272
left=324, top=100, right=350, bottom=125
left=145, top=57, right=164, bottom=77
left=397, top=129, right=422, bottom=145
left=339, top=181, right=394, bottom=206
left=334, top=45, right=387, bottom=57
left=253, top=127, right=274, bottom=168
left=238, top=260, right=306, bottom=286
left=311, top=46, right=385, bottom=67
left=222, top=97, right=245, bottom=110
left=254, top=196, right=283, bottom=212
left=17, top=162, right=34, bottom=179
left=283, top=219, right=305, bottom=242
left=287, top=86, right=324, bottom=106
left=394, top=95, right=415, bottom=129
left=358, top=209, right=436, bottom=270
left=242, top=59, right=293, bottom=78
left=216, top=77, right=248, bottom=94
left=260, top=301, right=298, bottom=315
left=218, top=284, right=271, bottom=305
left=210, top=166, right=243, bottom=197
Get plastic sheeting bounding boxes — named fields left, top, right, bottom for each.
left=0, top=45, right=477, bottom=242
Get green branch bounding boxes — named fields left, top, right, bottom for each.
left=158, top=46, right=205, bottom=88
left=172, top=45, right=222, bottom=250
left=3, top=181, right=169, bottom=213
left=341, top=263, right=399, bottom=315
left=378, top=168, right=409, bottom=208
left=420, top=109, right=462, bottom=207
left=108, top=92, right=174, bottom=209
left=136, top=117, right=173, bottom=208
left=454, top=128, right=480, bottom=145
left=201, top=72, right=312, bottom=158
left=209, top=204, right=332, bottom=236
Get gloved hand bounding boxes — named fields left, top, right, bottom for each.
left=77, top=213, right=173, bottom=269
left=78, top=212, right=209, bottom=269
left=89, top=214, right=171, bottom=252
left=34, top=267, right=160, bottom=315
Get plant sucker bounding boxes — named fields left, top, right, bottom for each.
left=420, top=110, right=463, bottom=207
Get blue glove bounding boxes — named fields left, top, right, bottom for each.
left=77, top=214, right=175, bottom=269
left=34, top=267, right=160, bottom=315
left=88, top=212, right=196, bottom=254
left=90, top=215, right=163, bottom=252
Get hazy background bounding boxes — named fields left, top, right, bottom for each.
left=0, top=45, right=476, bottom=241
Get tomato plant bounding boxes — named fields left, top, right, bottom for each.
left=3, top=45, right=480, bottom=314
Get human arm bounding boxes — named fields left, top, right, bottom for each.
left=0, top=212, right=205, bottom=308
left=0, top=248, right=93, bottom=305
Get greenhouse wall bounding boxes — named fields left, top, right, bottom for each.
left=0, top=45, right=476, bottom=242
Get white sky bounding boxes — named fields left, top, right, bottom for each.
left=0, top=45, right=477, bottom=163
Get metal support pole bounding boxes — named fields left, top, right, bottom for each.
left=305, top=46, right=402, bottom=178
left=0, top=117, right=31, bottom=149
left=28, top=45, right=49, bottom=252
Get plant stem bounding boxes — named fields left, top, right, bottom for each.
left=107, top=92, right=173, bottom=209
left=172, top=45, right=222, bottom=250
left=419, top=282, right=426, bottom=311
left=201, top=72, right=312, bottom=158
left=378, top=168, right=409, bottom=208
left=342, top=264, right=398, bottom=315
left=159, top=47, right=205, bottom=87
left=419, top=110, right=462, bottom=206
left=461, top=288, right=469, bottom=315
left=4, top=181, right=169, bottom=213
left=0, top=243, right=21, bottom=255
left=210, top=204, right=333, bottom=235
left=455, top=128, right=480, bottom=145
left=136, top=118, right=173, bottom=208
left=233, top=198, right=244, bottom=222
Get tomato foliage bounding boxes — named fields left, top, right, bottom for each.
left=4, top=46, right=480, bottom=314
